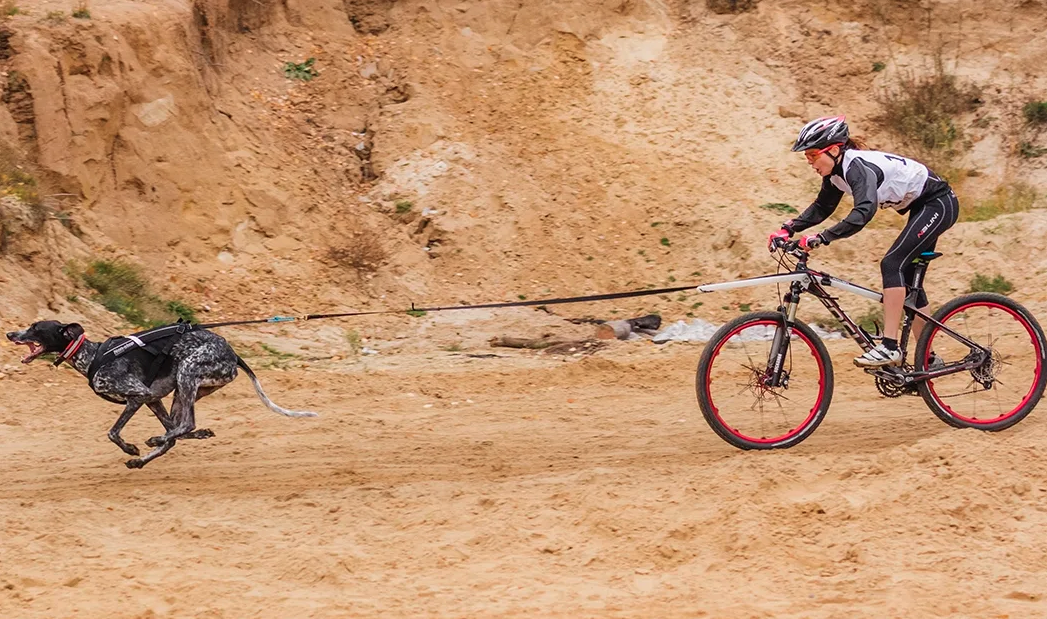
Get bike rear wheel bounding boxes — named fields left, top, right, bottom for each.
left=696, top=311, right=834, bottom=450
left=915, top=293, right=1047, bottom=431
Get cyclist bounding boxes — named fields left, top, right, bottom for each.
left=767, top=116, right=959, bottom=368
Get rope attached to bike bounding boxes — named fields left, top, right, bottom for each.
left=195, top=284, right=701, bottom=330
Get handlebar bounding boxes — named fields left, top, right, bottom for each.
left=770, top=237, right=810, bottom=260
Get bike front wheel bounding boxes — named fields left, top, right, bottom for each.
left=916, top=293, right=1047, bottom=431
left=696, top=311, right=834, bottom=450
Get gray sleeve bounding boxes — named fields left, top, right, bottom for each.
left=785, top=177, right=843, bottom=233
left=820, top=159, right=879, bottom=243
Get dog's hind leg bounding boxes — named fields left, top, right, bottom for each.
left=126, top=376, right=201, bottom=469
left=108, top=401, right=146, bottom=456
left=145, top=401, right=214, bottom=447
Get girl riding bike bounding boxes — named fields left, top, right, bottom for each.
left=767, top=116, right=959, bottom=368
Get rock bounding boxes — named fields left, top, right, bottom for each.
left=778, top=105, right=803, bottom=119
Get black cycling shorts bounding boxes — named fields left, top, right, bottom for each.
left=879, top=191, right=959, bottom=306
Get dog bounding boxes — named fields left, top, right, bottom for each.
left=6, top=321, right=317, bottom=468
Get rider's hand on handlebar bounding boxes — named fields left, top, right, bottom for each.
left=798, top=234, right=824, bottom=250
left=768, top=228, right=791, bottom=252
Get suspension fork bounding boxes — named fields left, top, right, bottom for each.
left=766, top=282, right=803, bottom=388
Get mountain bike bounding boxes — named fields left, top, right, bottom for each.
left=694, top=239, right=1047, bottom=450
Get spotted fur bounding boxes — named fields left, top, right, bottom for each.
left=6, top=321, right=317, bottom=468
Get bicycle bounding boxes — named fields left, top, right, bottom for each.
left=693, top=239, right=1047, bottom=450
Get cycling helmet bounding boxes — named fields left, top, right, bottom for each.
left=791, top=116, right=849, bottom=152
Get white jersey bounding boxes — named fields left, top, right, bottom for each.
left=830, top=150, right=930, bottom=212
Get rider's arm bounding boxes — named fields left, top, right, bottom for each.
left=819, top=159, right=880, bottom=244
left=784, top=177, right=843, bottom=234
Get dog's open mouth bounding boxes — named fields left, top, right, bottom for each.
left=15, top=341, right=46, bottom=364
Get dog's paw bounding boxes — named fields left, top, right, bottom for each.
left=190, top=428, right=215, bottom=440
left=145, top=436, right=164, bottom=448
left=122, top=444, right=140, bottom=457
left=125, top=458, right=145, bottom=469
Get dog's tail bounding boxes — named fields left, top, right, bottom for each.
left=236, top=356, right=318, bottom=418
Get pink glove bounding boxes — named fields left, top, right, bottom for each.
left=767, top=228, right=791, bottom=252
left=798, top=234, right=824, bottom=250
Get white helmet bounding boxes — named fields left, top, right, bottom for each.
left=792, top=116, right=849, bottom=152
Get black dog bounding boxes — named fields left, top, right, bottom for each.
left=7, top=321, right=316, bottom=468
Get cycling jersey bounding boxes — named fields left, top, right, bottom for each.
left=785, top=149, right=951, bottom=243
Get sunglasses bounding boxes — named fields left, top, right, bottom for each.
left=804, top=144, right=840, bottom=163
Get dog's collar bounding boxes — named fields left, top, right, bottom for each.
left=53, top=333, right=86, bottom=368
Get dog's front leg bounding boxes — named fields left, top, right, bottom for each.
left=108, top=402, right=144, bottom=456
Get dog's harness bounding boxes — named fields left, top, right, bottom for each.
left=85, top=321, right=197, bottom=404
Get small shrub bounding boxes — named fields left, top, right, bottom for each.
left=660, top=237, right=670, bottom=247
left=759, top=202, right=798, bottom=215
left=706, top=0, right=758, bottom=14
left=969, top=274, right=1014, bottom=295
left=872, top=61, right=886, bottom=72
left=961, top=183, right=1038, bottom=222
left=395, top=200, right=413, bottom=214
left=44, top=9, right=65, bottom=22
left=856, top=306, right=884, bottom=335
left=0, top=159, right=41, bottom=207
left=1018, top=141, right=1047, bottom=159
left=72, top=0, right=89, bottom=18
left=3, top=2, right=20, bottom=16
left=876, top=56, right=981, bottom=156
left=78, top=259, right=196, bottom=327
left=283, top=58, right=318, bottom=81
left=326, top=233, right=387, bottom=275
left=345, top=330, right=362, bottom=354
left=1023, top=101, right=1047, bottom=126
left=406, top=309, right=427, bottom=318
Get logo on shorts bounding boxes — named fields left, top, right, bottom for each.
left=917, top=212, right=940, bottom=238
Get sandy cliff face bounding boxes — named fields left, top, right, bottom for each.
left=0, top=0, right=1045, bottom=327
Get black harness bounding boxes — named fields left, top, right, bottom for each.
left=87, top=321, right=197, bottom=404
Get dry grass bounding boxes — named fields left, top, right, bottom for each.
left=876, top=55, right=981, bottom=159
left=326, top=226, right=388, bottom=275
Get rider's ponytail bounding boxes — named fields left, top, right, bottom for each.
left=844, top=136, right=869, bottom=150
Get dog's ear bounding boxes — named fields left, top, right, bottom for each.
left=61, top=323, right=85, bottom=341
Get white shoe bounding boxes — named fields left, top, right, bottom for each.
left=854, top=344, right=903, bottom=368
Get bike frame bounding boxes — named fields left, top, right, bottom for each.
left=696, top=249, right=991, bottom=388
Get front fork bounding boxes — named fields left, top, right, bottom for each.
left=766, top=286, right=801, bottom=388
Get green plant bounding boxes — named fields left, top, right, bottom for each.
left=759, top=202, right=798, bottom=215
left=406, top=309, right=427, bottom=318
left=260, top=343, right=296, bottom=360
left=650, top=221, right=663, bottom=227
left=3, top=2, right=20, bottom=16
left=395, top=200, right=413, bottom=214
left=961, top=183, right=1038, bottom=222
left=72, top=0, right=89, bottom=18
left=738, top=303, right=751, bottom=312
left=442, top=342, right=463, bottom=352
left=517, top=294, right=527, bottom=300
left=969, top=273, right=1014, bottom=295
left=1023, top=101, right=1047, bottom=126
left=282, top=58, right=318, bottom=81
left=856, top=306, right=884, bottom=335
left=876, top=55, right=981, bottom=156
left=44, top=9, right=65, bottom=22
left=345, top=330, right=362, bottom=354
left=1018, top=141, right=1047, bottom=159
left=660, top=237, right=670, bottom=247
left=76, top=259, right=197, bottom=327
left=872, top=61, right=886, bottom=72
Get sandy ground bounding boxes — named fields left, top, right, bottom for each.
left=3, top=337, right=1047, bottom=618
